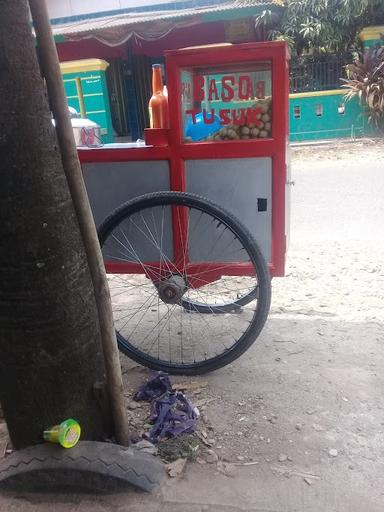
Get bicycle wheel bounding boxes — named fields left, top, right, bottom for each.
left=181, top=281, right=259, bottom=314
left=98, top=191, right=271, bottom=375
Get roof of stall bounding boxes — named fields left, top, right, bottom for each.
left=50, top=1, right=284, bottom=47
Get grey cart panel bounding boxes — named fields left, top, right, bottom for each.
left=100, top=207, right=174, bottom=264
left=185, top=158, right=272, bottom=262
left=83, top=160, right=173, bottom=262
left=83, top=160, right=171, bottom=228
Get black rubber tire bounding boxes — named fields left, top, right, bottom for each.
left=98, top=191, right=271, bottom=375
left=181, top=285, right=258, bottom=314
left=0, top=441, right=165, bottom=493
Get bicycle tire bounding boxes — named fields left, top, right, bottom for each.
left=98, top=191, right=271, bottom=375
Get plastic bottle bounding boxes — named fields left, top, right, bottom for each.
left=149, top=64, right=168, bottom=129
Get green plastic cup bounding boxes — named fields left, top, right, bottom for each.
left=43, top=418, right=81, bottom=448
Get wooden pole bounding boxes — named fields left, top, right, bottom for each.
left=28, top=0, right=129, bottom=446
left=75, top=78, right=86, bottom=118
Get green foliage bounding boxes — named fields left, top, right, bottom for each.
left=342, top=45, right=384, bottom=130
left=281, top=0, right=382, bottom=54
left=248, top=0, right=384, bottom=55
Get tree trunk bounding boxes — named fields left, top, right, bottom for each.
left=0, top=0, right=108, bottom=449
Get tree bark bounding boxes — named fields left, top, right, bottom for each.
left=0, top=0, right=107, bottom=449
left=29, top=0, right=129, bottom=446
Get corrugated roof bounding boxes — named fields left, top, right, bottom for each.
left=51, top=1, right=283, bottom=45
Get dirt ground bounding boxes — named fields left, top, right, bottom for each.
left=1, top=138, right=384, bottom=511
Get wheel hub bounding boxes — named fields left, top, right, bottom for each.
left=157, top=275, right=187, bottom=304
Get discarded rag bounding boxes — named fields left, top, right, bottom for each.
left=134, top=372, right=199, bottom=443
left=147, top=390, right=198, bottom=443
left=134, top=372, right=172, bottom=401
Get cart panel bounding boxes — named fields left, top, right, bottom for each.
left=84, top=160, right=174, bottom=262
left=185, top=157, right=272, bottom=262
left=83, top=160, right=171, bottom=228
left=100, top=209, right=174, bottom=264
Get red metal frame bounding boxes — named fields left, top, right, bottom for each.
left=79, top=41, right=289, bottom=280
left=104, top=261, right=255, bottom=290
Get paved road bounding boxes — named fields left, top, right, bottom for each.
left=291, top=143, right=384, bottom=242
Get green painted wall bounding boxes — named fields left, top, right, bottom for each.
left=62, top=69, right=114, bottom=143
left=289, top=91, right=369, bottom=141
left=360, top=26, right=384, bottom=49
left=363, top=39, right=381, bottom=48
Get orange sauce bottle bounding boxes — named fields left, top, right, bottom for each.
left=149, top=64, right=169, bottom=128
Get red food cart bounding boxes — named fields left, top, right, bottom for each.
left=78, top=41, right=290, bottom=375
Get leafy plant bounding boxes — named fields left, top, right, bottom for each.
left=342, top=45, right=384, bottom=130
left=240, top=0, right=384, bottom=56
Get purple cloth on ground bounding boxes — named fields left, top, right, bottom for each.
left=133, top=372, right=172, bottom=401
left=146, top=391, right=198, bottom=443
left=133, top=372, right=198, bottom=443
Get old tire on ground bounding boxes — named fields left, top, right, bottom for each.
left=0, top=441, right=165, bottom=493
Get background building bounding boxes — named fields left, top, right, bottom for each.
left=46, top=1, right=382, bottom=142
left=48, top=0, right=283, bottom=141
